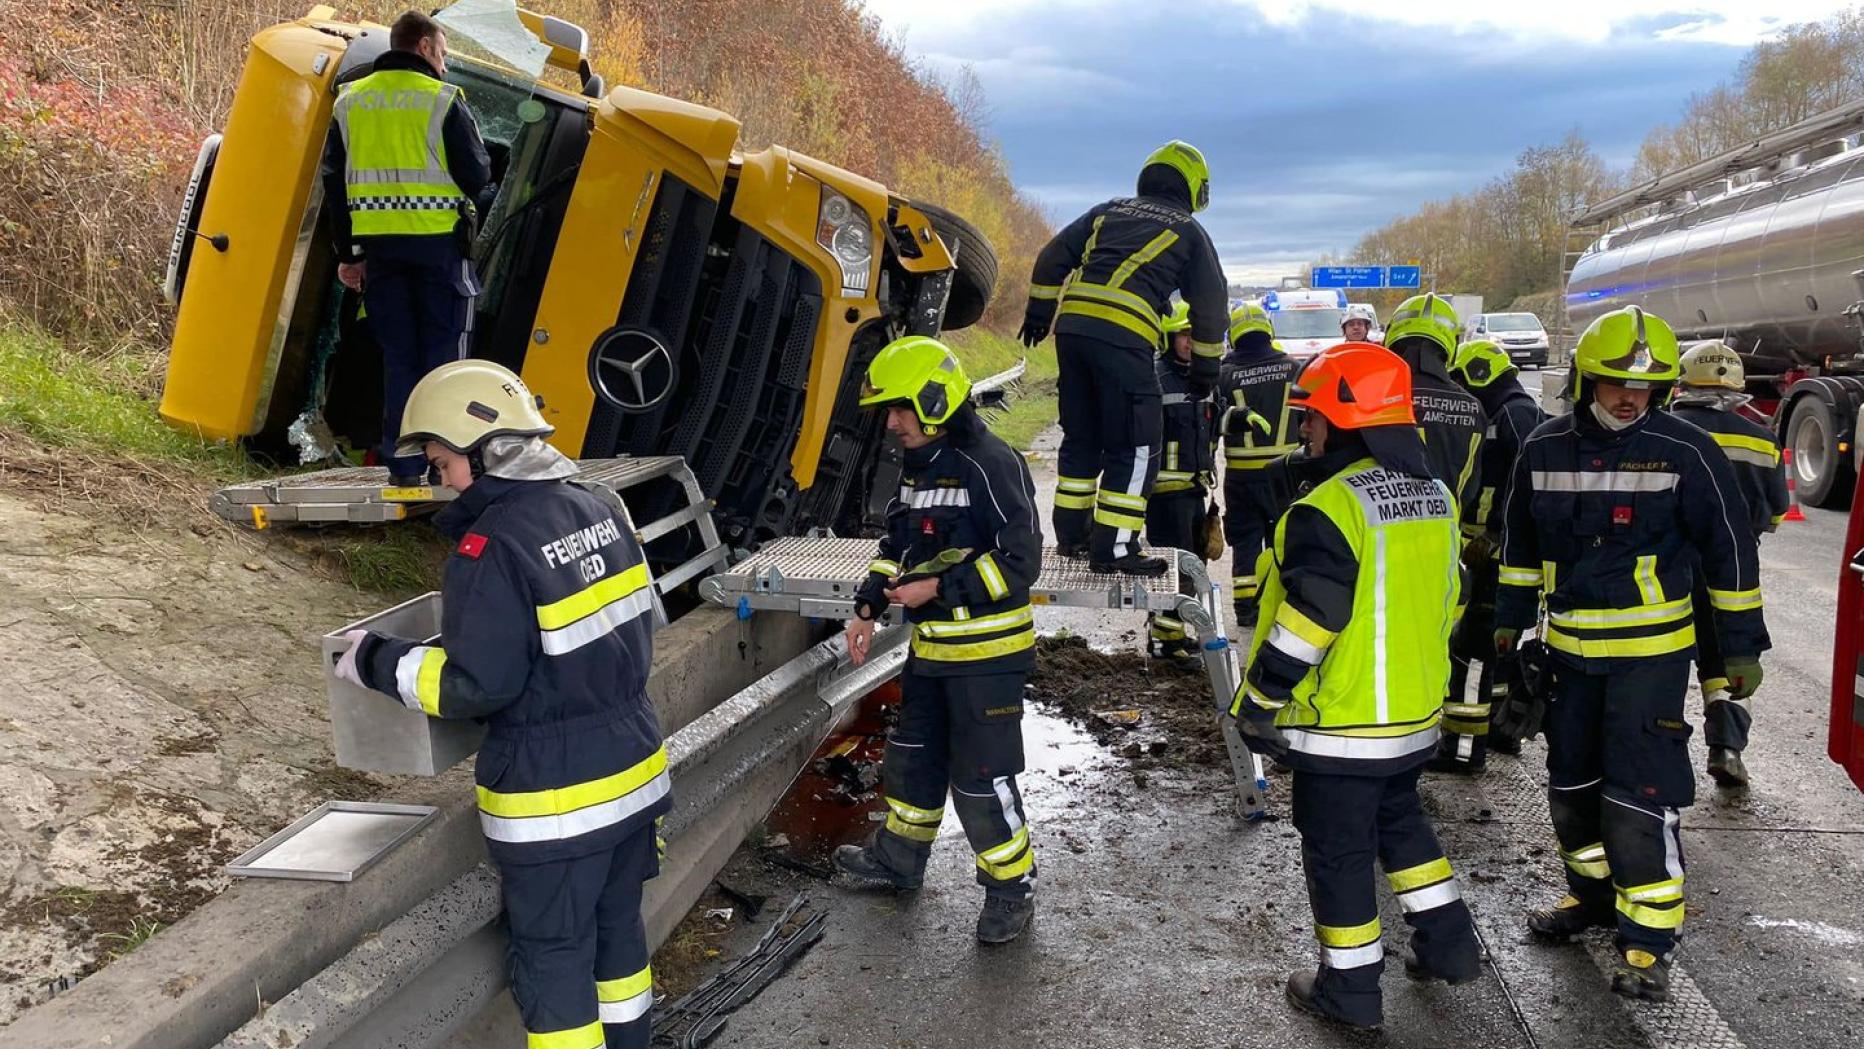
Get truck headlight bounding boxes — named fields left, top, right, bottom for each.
left=816, top=185, right=872, bottom=296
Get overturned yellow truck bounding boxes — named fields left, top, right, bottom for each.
left=160, top=5, right=995, bottom=548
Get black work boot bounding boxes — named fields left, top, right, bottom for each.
left=1610, top=947, right=1672, bottom=1002
left=1488, top=731, right=1523, bottom=756
left=1233, top=603, right=1258, bottom=631
left=1091, top=552, right=1168, bottom=577
left=1402, top=947, right=1481, bottom=986
left=976, top=895, right=1034, bottom=944
left=1056, top=541, right=1090, bottom=560
left=1285, top=971, right=1381, bottom=1030
left=1707, top=747, right=1749, bottom=789
left=1527, top=894, right=1612, bottom=939
left=833, top=844, right=922, bottom=891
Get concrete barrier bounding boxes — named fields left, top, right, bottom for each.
left=0, top=606, right=816, bottom=1049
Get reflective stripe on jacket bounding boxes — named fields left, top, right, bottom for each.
left=1496, top=409, right=1771, bottom=668
left=1218, top=350, right=1303, bottom=474
left=1233, top=458, right=1463, bottom=774
left=359, top=477, right=669, bottom=863
left=1670, top=402, right=1790, bottom=536
left=1027, top=195, right=1229, bottom=385
left=856, top=430, right=1043, bottom=675
left=334, top=69, right=468, bottom=237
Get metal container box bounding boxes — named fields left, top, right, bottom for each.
left=323, top=592, right=484, bottom=776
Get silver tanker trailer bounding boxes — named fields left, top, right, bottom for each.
left=1565, top=98, right=1864, bottom=507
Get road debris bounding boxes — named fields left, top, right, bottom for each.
left=649, top=894, right=828, bottom=1049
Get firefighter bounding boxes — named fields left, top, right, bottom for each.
left=1229, top=341, right=1479, bottom=1031
left=321, top=9, right=493, bottom=484
left=333, top=360, right=668, bottom=1049
left=1218, top=302, right=1302, bottom=628
left=1382, top=294, right=1486, bottom=776
left=1435, top=339, right=1547, bottom=769
left=1019, top=141, right=1230, bottom=575
left=1341, top=303, right=1378, bottom=344
left=837, top=336, right=1044, bottom=944
left=1668, top=341, right=1789, bottom=789
left=1496, top=307, right=1768, bottom=1002
left=1147, top=302, right=1219, bottom=660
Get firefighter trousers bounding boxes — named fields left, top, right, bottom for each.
left=1441, top=551, right=1504, bottom=768
left=498, top=823, right=659, bottom=1049
left=1291, top=766, right=1479, bottom=1027
left=362, top=239, right=478, bottom=478
left=1054, top=334, right=1163, bottom=561
left=1691, top=580, right=1751, bottom=751
left=1222, top=471, right=1277, bottom=623
left=1145, top=489, right=1207, bottom=650
left=1543, top=656, right=1692, bottom=955
left=872, top=668, right=1037, bottom=899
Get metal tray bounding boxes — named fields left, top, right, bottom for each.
left=226, top=801, right=439, bottom=882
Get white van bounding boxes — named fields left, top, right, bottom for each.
left=1261, top=288, right=1348, bottom=358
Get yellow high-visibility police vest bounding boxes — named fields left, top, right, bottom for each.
left=334, top=69, right=468, bottom=237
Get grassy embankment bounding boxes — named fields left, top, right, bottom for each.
left=946, top=328, right=1059, bottom=451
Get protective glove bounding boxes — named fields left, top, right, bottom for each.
left=1017, top=315, right=1050, bottom=348
left=1233, top=710, right=1289, bottom=758
left=1493, top=627, right=1520, bottom=657
left=1725, top=657, right=1764, bottom=699
left=333, top=628, right=372, bottom=688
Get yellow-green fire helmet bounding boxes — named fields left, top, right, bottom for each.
left=1384, top=293, right=1460, bottom=358
left=1572, top=305, right=1679, bottom=397
left=1141, top=140, right=1210, bottom=212
left=1227, top=302, right=1273, bottom=343
left=1450, top=339, right=1517, bottom=390
left=859, top=335, right=973, bottom=427
left=1162, top=301, right=1192, bottom=334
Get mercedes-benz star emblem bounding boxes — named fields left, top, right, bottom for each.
left=589, top=328, right=676, bottom=413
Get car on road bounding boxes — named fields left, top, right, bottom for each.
left=1470, top=312, right=1549, bottom=367
left=1262, top=287, right=1348, bottom=358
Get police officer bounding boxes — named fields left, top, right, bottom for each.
left=1383, top=294, right=1484, bottom=512
left=1668, top=342, right=1789, bottom=788
left=1434, top=339, right=1547, bottom=769
left=1230, top=342, right=1479, bottom=1031
left=1146, top=302, right=1219, bottom=660
left=1020, top=141, right=1230, bottom=575
left=322, top=9, right=493, bottom=484
left=333, top=360, right=668, bottom=1049
left=837, top=337, right=1044, bottom=944
left=1496, top=308, right=1768, bottom=1002
left=1217, top=302, right=1302, bottom=628
left=1341, top=303, right=1378, bottom=344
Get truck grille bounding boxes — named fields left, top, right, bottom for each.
left=582, top=175, right=824, bottom=547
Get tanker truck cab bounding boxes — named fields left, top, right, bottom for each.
left=160, top=6, right=992, bottom=550
left=1261, top=288, right=1348, bottom=359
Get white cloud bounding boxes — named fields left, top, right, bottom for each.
left=864, top=0, right=1854, bottom=46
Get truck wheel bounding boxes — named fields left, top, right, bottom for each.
left=913, top=202, right=997, bottom=331
left=1786, top=396, right=1855, bottom=508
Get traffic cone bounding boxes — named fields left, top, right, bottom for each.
left=1782, top=447, right=1807, bottom=522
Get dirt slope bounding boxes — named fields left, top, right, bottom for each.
left=0, top=451, right=407, bottom=1024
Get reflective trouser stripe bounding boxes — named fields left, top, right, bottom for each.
left=1233, top=575, right=1259, bottom=599
left=977, top=825, right=1035, bottom=880
left=1149, top=614, right=1186, bottom=641
left=884, top=796, right=944, bottom=842
left=1561, top=842, right=1611, bottom=880
left=527, top=1020, right=604, bottom=1049
left=1317, top=917, right=1382, bottom=969
left=596, top=966, right=653, bottom=1024
left=1056, top=475, right=1097, bottom=510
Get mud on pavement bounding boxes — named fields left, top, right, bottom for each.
left=1027, top=634, right=1225, bottom=772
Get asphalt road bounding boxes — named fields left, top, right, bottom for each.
left=698, top=384, right=1863, bottom=1049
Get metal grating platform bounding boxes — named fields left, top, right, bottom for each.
left=212, top=456, right=693, bottom=527
left=700, top=536, right=1190, bottom=619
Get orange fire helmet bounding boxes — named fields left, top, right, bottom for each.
left=1290, top=341, right=1415, bottom=429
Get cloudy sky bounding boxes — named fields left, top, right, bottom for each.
left=863, top=0, right=1857, bottom=284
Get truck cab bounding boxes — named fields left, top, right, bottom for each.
left=159, top=6, right=994, bottom=551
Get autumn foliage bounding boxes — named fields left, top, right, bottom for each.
left=0, top=0, right=1048, bottom=354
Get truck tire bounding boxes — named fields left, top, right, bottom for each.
left=1786, top=395, right=1855, bottom=508
left=913, top=202, right=997, bottom=331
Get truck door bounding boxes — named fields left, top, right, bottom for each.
left=1831, top=474, right=1864, bottom=793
